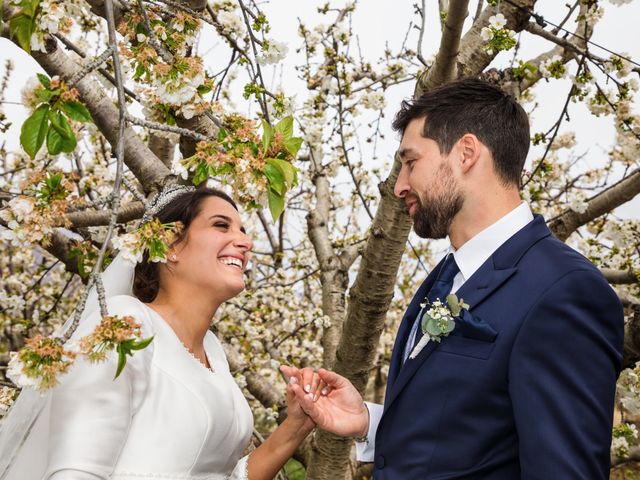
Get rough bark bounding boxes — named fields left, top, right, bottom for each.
left=549, top=169, right=640, bottom=241
left=48, top=229, right=83, bottom=275
left=416, top=0, right=469, bottom=95
left=602, top=269, right=639, bottom=285
left=30, top=36, right=171, bottom=192
left=307, top=169, right=349, bottom=369
left=148, top=132, right=177, bottom=169
left=176, top=114, right=219, bottom=158
left=66, top=202, right=145, bottom=227
left=85, top=0, right=126, bottom=26
left=622, top=303, right=640, bottom=370
left=457, top=0, right=535, bottom=78
left=305, top=169, right=351, bottom=479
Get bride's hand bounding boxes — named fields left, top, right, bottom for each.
left=283, top=367, right=369, bottom=438
left=279, top=366, right=316, bottom=432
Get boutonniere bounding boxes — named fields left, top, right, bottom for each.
left=409, top=294, right=470, bottom=360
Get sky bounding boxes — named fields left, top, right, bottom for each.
left=0, top=0, right=638, bottom=218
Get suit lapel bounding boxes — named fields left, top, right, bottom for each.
left=386, top=259, right=447, bottom=388
left=383, top=215, right=552, bottom=413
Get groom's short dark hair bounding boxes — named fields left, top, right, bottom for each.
left=392, top=77, right=530, bottom=187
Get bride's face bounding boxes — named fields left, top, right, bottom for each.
left=171, top=196, right=252, bottom=301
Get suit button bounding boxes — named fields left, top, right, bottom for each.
left=375, top=454, right=385, bottom=469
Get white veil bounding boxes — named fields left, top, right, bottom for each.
left=0, top=253, right=135, bottom=479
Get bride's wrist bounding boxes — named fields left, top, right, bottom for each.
left=283, top=415, right=314, bottom=437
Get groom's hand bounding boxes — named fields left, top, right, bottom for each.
left=284, top=367, right=369, bottom=438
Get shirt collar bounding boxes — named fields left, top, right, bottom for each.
left=449, top=202, right=534, bottom=282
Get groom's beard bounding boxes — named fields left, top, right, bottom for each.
left=412, top=164, right=464, bottom=239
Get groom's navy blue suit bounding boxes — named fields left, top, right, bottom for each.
left=374, top=215, right=624, bottom=479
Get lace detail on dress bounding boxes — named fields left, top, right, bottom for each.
left=227, top=455, right=249, bottom=480
left=178, top=340, right=215, bottom=373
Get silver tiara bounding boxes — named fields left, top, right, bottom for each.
left=141, top=184, right=196, bottom=223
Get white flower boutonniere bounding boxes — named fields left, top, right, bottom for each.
left=409, top=294, right=470, bottom=360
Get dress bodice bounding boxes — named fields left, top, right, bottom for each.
left=10, top=295, right=255, bottom=480
left=111, top=305, right=254, bottom=479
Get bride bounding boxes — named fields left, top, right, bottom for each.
left=0, top=186, right=315, bottom=480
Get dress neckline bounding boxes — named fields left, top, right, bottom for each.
left=143, top=303, right=216, bottom=374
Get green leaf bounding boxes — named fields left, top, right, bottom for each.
left=23, top=0, right=41, bottom=17
left=47, top=111, right=76, bottom=153
left=61, top=101, right=92, bottom=123
left=20, top=104, right=49, bottom=158
left=268, top=188, right=285, bottom=222
left=133, top=63, right=146, bottom=80
left=192, top=162, right=209, bottom=186
left=274, top=116, right=293, bottom=139
left=35, top=87, right=54, bottom=104
left=36, top=73, right=50, bottom=88
left=130, top=336, right=154, bottom=351
left=217, top=127, right=228, bottom=143
left=114, top=344, right=127, bottom=379
left=261, top=120, right=274, bottom=153
left=49, top=110, right=75, bottom=139
left=47, top=111, right=78, bottom=155
left=267, top=158, right=297, bottom=188
left=9, top=12, right=33, bottom=53
left=264, top=162, right=285, bottom=195
left=283, top=137, right=303, bottom=158
left=197, top=84, right=212, bottom=95
left=46, top=123, right=64, bottom=154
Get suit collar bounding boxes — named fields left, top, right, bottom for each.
left=452, top=202, right=534, bottom=283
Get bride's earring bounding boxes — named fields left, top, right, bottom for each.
left=171, top=253, right=177, bottom=262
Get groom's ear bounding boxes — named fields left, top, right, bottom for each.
left=457, top=133, right=481, bottom=175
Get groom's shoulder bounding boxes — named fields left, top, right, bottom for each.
left=521, top=232, right=606, bottom=288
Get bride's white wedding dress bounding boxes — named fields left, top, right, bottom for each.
left=6, top=295, right=253, bottom=480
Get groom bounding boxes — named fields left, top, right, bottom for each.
left=293, top=78, right=624, bottom=479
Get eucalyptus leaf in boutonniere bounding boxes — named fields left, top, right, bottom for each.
left=409, top=294, right=470, bottom=360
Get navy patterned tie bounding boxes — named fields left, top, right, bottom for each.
left=402, top=253, right=460, bottom=364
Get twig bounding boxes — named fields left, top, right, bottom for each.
left=54, top=33, right=140, bottom=101
left=137, top=0, right=174, bottom=64
left=416, top=0, right=428, bottom=67
left=522, top=59, right=584, bottom=189
left=126, top=113, right=210, bottom=142
left=68, top=47, right=114, bottom=86
left=61, top=0, right=130, bottom=340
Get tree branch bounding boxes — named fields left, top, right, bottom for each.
left=0, top=10, right=171, bottom=192
left=622, top=302, right=640, bottom=369
left=457, top=0, right=536, bottom=79
left=549, top=169, right=640, bottom=241
left=416, top=0, right=469, bottom=95
left=66, top=202, right=145, bottom=227
left=602, top=268, right=639, bottom=285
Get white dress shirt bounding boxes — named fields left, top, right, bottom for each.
left=356, top=202, right=534, bottom=461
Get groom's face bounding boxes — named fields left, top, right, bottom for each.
left=395, top=117, right=464, bottom=239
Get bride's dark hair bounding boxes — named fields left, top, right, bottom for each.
left=132, top=187, right=238, bottom=303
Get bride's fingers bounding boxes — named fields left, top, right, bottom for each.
left=279, top=364, right=299, bottom=381
left=299, top=367, right=316, bottom=395
left=290, top=383, right=320, bottom=418
left=310, top=371, right=321, bottom=400
left=311, top=378, right=329, bottom=400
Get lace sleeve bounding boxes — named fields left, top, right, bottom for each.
left=227, top=454, right=249, bottom=480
